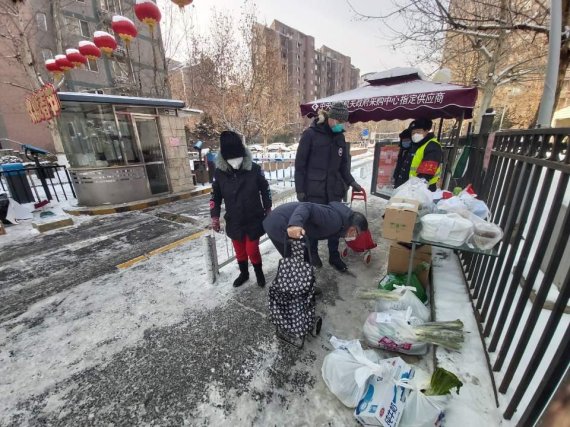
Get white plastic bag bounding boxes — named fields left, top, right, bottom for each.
left=363, top=309, right=428, bottom=355
left=420, top=213, right=474, bottom=246
left=399, top=389, right=449, bottom=427
left=375, top=288, right=431, bottom=322
left=438, top=193, right=490, bottom=219
left=322, top=337, right=391, bottom=408
left=471, top=221, right=503, bottom=250
left=392, top=178, right=434, bottom=213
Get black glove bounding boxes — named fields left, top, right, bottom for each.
left=297, top=192, right=306, bottom=202
left=351, top=182, right=363, bottom=192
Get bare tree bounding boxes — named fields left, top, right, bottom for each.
left=349, top=0, right=560, bottom=130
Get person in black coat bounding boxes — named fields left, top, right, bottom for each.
left=210, top=131, right=272, bottom=287
left=263, top=201, right=368, bottom=259
left=393, top=128, right=413, bottom=188
left=294, top=102, right=363, bottom=272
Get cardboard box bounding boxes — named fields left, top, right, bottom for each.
left=382, top=198, right=419, bottom=243
left=387, top=243, right=432, bottom=289
left=354, top=357, right=414, bottom=427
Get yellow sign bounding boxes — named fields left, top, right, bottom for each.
left=25, top=84, right=61, bottom=124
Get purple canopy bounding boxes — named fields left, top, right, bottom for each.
left=300, top=68, right=478, bottom=123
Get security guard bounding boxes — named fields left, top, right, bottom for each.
left=408, top=118, right=443, bottom=191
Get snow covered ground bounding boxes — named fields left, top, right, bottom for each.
left=0, top=156, right=514, bottom=426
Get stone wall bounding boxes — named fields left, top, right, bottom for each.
left=158, top=115, right=194, bottom=194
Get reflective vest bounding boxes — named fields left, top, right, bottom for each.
left=409, top=138, right=442, bottom=185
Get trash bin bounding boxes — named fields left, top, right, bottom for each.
left=193, top=160, right=209, bottom=185
left=1, top=163, right=34, bottom=204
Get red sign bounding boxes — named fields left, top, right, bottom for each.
left=25, top=83, right=61, bottom=124
left=376, top=145, right=400, bottom=192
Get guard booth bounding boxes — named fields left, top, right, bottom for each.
left=57, top=93, right=197, bottom=206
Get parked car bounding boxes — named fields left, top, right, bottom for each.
left=267, top=143, right=291, bottom=152
left=248, top=144, right=264, bottom=153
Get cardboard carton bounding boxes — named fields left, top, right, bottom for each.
left=354, top=357, right=415, bottom=427
left=387, top=243, right=432, bottom=289
left=382, top=198, right=419, bottom=243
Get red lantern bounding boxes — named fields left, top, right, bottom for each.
left=55, top=54, right=74, bottom=72
left=45, top=59, right=63, bottom=77
left=93, top=31, right=118, bottom=56
left=111, top=15, right=138, bottom=45
left=171, top=0, right=193, bottom=9
left=66, top=48, right=88, bottom=68
left=135, top=0, right=162, bottom=32
left=78, top=41, right=101, bottom=60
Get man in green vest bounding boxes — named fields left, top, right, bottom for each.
left=409, top=118, right=443, bottom=191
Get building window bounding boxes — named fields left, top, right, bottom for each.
left=80, top=20, right=90, bottom=37
left=87, top=58, right=98, bottom=72
left=41, top=49, right=53, bottom=61
left=76, top=0, right=85, bottom=2
left=36, top=13, right=47, bottom=32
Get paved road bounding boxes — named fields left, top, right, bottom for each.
left=0, top=199, right=211, bottom=322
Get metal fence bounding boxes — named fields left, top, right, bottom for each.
left=458, top=128, right=569, bottom=426
left=0, top=165, right=76, bottom=204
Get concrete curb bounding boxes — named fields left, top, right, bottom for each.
left=63, top=187, right=212, bottom=216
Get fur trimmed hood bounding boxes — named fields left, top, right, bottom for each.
left=215, top=148, right=254, bottom=172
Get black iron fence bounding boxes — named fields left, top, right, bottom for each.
left=458, top=128, right=569, bottom=426
left=0, top=164, right=76, bottom=204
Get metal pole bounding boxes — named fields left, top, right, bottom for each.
left=536, top=0, right=562, bottom=127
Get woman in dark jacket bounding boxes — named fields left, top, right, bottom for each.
left=210, top=131, right=272, bottom=287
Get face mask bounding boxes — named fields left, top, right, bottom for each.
left=401, top=139, right=411, bottom=148
left=412, top=133, right=424, bottom=143
left=227, top=157, right=243, bottom=169
left=331, top=123, right=344, bottom=133
left=345, top=230, right=358, bottom=242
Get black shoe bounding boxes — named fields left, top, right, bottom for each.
left=253, top=263, right=266, bottom=287
left=329, top=254, right=348, bottom=272
left=310, top=253, right=323, bottom=268
left=233, top=261, right=249, bottom=287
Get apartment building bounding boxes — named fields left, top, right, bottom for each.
left=0, top=0, right=169, bottom=152
left=268, top=20, right=359, bottom=103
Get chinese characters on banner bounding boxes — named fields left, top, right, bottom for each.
left=311, top=92, right=446, bottom=111
left=25, top=84, right=61, bottom=124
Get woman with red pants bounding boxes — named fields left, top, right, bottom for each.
left=210, top=131, right=272, bottom=287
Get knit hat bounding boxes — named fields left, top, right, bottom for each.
left=409, top=118, right=433, bottom=131
left=328, top=102, right=349, bottom=122
left=219, top=131, right=246, bottom=160
left=399, top=128, right=411, bottom=140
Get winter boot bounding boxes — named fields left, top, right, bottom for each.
left=253, top=263, right=266, bottom=287
left=309, top=252, right=323, bottom=268
left=233, top=261, right=249, bottom=287
left=329, top=253, right=348, bottom=272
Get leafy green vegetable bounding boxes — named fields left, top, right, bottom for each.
left=424, top=368, right=463, bottom=396
left=379, top=273, right=428, bottom=304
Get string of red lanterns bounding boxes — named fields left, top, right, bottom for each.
left=45, top=1, right=196, bottom=84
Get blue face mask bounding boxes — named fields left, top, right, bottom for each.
left=401, top=139, right=411, bottom=148
left=331, top=123, right=344, bottom=133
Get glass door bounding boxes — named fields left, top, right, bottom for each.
left=131, top=115, right=169, bottom=194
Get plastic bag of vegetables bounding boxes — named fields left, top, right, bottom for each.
left=400, top=368, right=463, bottom=427
left=363, top=308, right=464, bottom=355
left=379, top=271, right=428, bottom=304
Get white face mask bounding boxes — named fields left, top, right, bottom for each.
left=412, top=133, right=424, bottom=143
left=227, top=157, right=243, bottom=169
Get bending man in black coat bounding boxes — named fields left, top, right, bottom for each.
left=294, top=102, right=363, bottom=272
left=263, top=202, right=368, bottom=261
left=210, top=131, right=272, bottom=287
